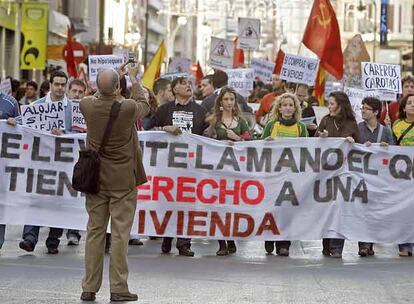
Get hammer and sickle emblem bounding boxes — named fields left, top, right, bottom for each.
left=313, top=3, right=331, bottom=28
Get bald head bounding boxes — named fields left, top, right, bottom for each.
left=96, top=68, right=119, bottom=95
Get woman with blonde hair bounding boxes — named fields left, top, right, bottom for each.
left=207, top=86, right=251, bottom=256
left=261, top=92, right=308, bottom=256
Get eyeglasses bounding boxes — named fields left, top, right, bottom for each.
left=360, top=106, right=374, bottom=111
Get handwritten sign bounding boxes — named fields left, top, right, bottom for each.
left=226, top=68, right=254, bottom=98
left=71, top=101, right=86, bottom=132
left=237, top=18, right=260, bottom=50
left=280, top=54, right=319, bottom=86
left=88, top=55, right=125, bottom=83
left=250, top=58, right=275, bottom=83
left=209, top=37, right=234, bottom=70
left=361, top=62, right=402, bottom=94
left=21, top=101, right=65, bottom=131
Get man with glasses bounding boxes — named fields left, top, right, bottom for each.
left=358, top=97, right=394, bottom=256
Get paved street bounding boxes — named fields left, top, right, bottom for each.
left=0, top=225, right=413, bottom=304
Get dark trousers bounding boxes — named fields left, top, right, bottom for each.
left=323, top=238, right=345, bottom=254
left=66, top=229, right=81, bottom=240
left=163, top=237, right=191, bottom=249
left=358, top=242, right=373, bottom=250
left=22, top=225, right=63, bottom=249
left=275, top=241, right=291, bottom=251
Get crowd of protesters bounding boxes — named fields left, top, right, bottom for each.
left=1, top=66, right=414, bottom=259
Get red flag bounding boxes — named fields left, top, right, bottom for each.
left=195, top=61, right=204, bottom=85
left=313, top=66, right=326, bottom=106
left=65, top=26, right=78, bottom=78
left=233, top=38, right=245, bottom=68
left=273, top=49, right=285, bottom=74
left=302, top=0, right=343, bottom=80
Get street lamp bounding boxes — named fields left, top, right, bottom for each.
left=167, top=16, right=188, bottom=58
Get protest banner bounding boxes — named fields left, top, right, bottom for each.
left=21, top=101, right=65, bottom=131
left=0, top=78, right=12, bottom=95
left=361, top=62, right=402, bottom=94
left=71, top=101, right=86, bottom=132
left=237, top=18, right=260, bottom=50
left=1, top=122, right=414, bottom=243
left=344, top=87, right=398, bottom=123
left=343, top=34, right=371, bottom=87
left=226, top=68, right=254, bottom=98
left=88, top=55, right=125, bottom=83
left=312, top=106, right=329, bottom=125
left=209, top=37, right=234, bottom=69
left=168, top=57, right=192, bottom=74
left=280, top=54, right=319, bottom=86
left=250, top=58, right=275, bottom=83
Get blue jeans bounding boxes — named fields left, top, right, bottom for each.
left=399, top=243, right=413, bottom=253
left=0, top=224, right=5, bottom=249
left=22, top=225, right=63, bottom=249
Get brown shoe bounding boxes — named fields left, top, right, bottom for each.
left=110, top=292, right=138, bottom=302
left=80, top=292, right=96, bottom=301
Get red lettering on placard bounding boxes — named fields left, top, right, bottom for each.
left=150, top=210, right=172, bottom=234
left=187, top=211, right=208, bottom=236
left=137, top=176, right=152, bottom=201
left=138, top=210, right=146, bottom=234
left=152, top=176, right=174, bottom=201
left=209, top=212, right=231, bottom=237
left=219, top=180, right=240, bottom=205
left=233, top=213, right=254, bottom=237
left=177, top=210, right=184, bottom=236
left=197, top=179, right=219, bottom=204
left=256, top=212, right=280, bottom=235
left=240, top=180, right=264, bottom=205
left=176, top=177, right=196, bottom=203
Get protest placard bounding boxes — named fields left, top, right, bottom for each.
left=88, top=55, right=125, bottom=83
left=237, top=18, right=260, bottom=50
left=0, top=78, right=12, bottom=95
left=250, top=58, right=275, bottom=83
left=71, top=101, right=86, bottom=132
left=209, top=37, right=234, bottom=69
left=280, top=54, right=319, bottom=86
left=21, top=101, right=65, bottom=131
left=344, top=86, right=397, bottom=123
left=2, top=123, right=414, bottom=242
left=361, top=62, right=402, bottom=94
left=168, top=57, right=191, bottom=74
left=226, top=68, right=254, bottom=98
left=343, top=34, right=371, bottom=87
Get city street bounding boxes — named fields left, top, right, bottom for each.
left=0, top=225, right=413, bottom=304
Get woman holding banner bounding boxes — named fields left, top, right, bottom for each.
left=261, top=92, right=308, bottom=256
left=317, top=91, right=360, bottom=258
left=392, top=94, right=414, bottom=257
left=206, top=86, right=251, bottom=256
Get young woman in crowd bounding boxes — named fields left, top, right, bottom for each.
left=392, top=93, right=414, bottom=257
left=317, top=91, right=361, bottom=258
left=261, top=93, right=308, bottom=256
left=207, top=86, right=251, bottom=256
left=141, top=86, right=158, bottom=130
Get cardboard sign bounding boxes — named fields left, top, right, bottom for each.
left=71, top=101, right=86, bottom=132
left=344, top=86, right=397, bottom=123
left=209, top=37, right=234, bottom=70
left=280, top=54, right=319, bottom=86
left=88, top=55, right=125, bottom=83
left=0, top=78, right=12, bottom=95
left=250, top=58, right=275, bottom=83
left=237, top=18, right=260, bottom=50
left=226, top=68, right=254, bottom=98
left=343, top=34, right=371, bottom=87
left=312, top=106, right=329, bottom=126
left=168, top=57, right=191, bottom=74
left=361, top=62, right=402, bottom=94
left=21, top=101, right=66, bottom=131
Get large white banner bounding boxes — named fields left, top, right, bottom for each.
left=1, top=121, right=414, bottom=242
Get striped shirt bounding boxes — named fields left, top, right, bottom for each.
left=0, top=92, right=21, bottom=123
